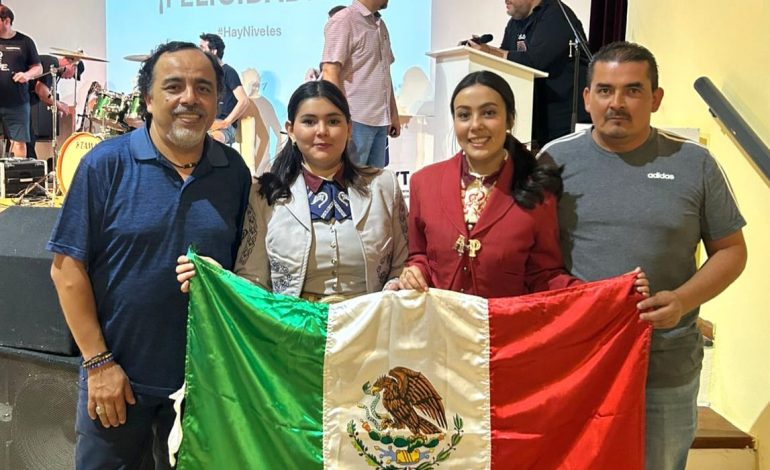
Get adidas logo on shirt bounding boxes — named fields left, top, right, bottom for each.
left=647, top=172, right=675, bottom=180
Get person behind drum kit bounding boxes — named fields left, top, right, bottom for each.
left=199, top=33, right=250, bottom=145
left=28, top=54, right=84, bottom=160
left=48, top=41, right=251, bottom=469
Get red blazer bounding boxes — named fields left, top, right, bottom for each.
left=407, top=152, right=578, bottom=298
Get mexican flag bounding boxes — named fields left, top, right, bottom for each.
left=174, top=253, right=650, bottom=469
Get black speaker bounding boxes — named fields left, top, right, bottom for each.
left=0, top=346, right=79, bottom=470
left=30, top=100, right=55, bottom=140
left=0, top=206, right=78, bottom=356
left=0, top=159, right=47, bottom=198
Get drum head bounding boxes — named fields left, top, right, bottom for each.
left=57, top=133, right=103, bottom=194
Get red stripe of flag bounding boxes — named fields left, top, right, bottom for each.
left=489, top=274, right=651, bottom=469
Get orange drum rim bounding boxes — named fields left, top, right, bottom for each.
left=57, top=132, right=102, bottom=194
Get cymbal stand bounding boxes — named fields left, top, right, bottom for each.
left=73, top=60, right=79, bottom=130
left=19, top=65, right=60, bottom=205
left=49, top=64, right=60, bottom=200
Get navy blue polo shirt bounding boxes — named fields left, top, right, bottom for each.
left=47, top=128, right=251, bottom=396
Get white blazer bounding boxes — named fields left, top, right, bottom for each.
left=234, top=169, right=408, bottom=296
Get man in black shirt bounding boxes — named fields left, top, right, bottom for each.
left=469, top=0, right=589, bottom=148
left=0, top=5, right=42, bottom=158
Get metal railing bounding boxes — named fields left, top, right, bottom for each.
left=694, top=77, right=770, bottom=183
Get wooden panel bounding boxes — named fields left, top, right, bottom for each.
left=693, top=407, right=755, bottom=449
left=686, top=449, right=756, bottom=470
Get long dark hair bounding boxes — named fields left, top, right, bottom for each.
left=258, top=80, right=379, bottom=205
left=450, top=71, right=563, bottom=209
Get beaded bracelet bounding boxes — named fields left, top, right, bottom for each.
left=83, top=350, right=111, bottom=365
left=83, top=351, right=114, bottom=369
left=84, top=355, right=115, bottom=370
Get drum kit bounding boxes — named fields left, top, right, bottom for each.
left=25, top=48, right=150, bottom=201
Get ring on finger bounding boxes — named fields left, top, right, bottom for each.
left=95, top=405, right=105, bottom=415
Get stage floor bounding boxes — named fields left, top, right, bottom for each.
left=0, top=197, right=63, bottom=213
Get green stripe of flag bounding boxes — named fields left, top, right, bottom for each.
left=177, top=252, right=329, bottom=469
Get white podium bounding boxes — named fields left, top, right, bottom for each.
left=427, top=46, right=548, bottom=162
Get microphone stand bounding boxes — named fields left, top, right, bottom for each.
left=555, top=0, right=592, bottom=132
left=18, top=65, right=59, bottom=204
left=73, top=61, right=79, bottom=132
left=78, top=81, right=100, bottom=132
left=77, top=96, right=91, bottom=132
left=568, top=40, right=581, bottom=132
left=48, top=64, right=60, bottom=201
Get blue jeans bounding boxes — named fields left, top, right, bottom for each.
left=75, top=385, right=176, bottom=470
left=350, top=121, right=388, bottom=168
left=645, top=375, right=700, bottom=470
left=211, top=124, right=236, bottom=145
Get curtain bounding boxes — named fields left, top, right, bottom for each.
left=589, top=0, right=628, bottom=52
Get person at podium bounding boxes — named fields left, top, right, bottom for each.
left=468, top=0, right=590, bottom=149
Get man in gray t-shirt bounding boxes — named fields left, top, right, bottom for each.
left=540, top=42, right=746, bottom=470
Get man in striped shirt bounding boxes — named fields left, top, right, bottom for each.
left=321, top=0, right=400, bottom=168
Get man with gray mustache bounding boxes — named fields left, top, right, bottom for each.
left=539, top=41, right=746, bottom=470
left=47, top=41, right=251, bottom=469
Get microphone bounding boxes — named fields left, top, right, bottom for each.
left=460, top=34, right=494, bottom=46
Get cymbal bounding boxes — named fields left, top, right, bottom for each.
left=51, top=50, right=108, bottom=63
left=50, top=46, right=83, bottom=55
left=124, top=54, right=150, bottom=62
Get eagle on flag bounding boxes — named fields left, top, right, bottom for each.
left=370, top=366, right=447, bottom=436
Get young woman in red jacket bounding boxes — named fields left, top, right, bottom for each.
left=399, top=70, right=646, bottom=298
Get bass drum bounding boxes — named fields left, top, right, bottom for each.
left=57, top=132, right=103, bottom=194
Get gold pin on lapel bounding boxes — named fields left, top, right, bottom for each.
left=454, top=235, right=466, bottom=255
left=468, top=239, right=482, bottom=258
left=454, top=235, right=482, bottom=257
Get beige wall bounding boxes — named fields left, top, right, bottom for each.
left=627, top=1, right=770, bottom=468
